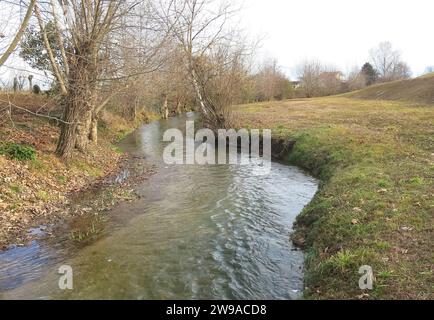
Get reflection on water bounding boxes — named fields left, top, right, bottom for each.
left=0, top=113, right=318, bottom=300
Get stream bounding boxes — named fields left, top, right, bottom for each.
left=0, top=113, right=318, bottom=300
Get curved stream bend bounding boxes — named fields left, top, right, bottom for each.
left=0, top=113, right=318, bottom=300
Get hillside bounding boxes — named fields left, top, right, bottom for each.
left=344, top=73, right=434, bottom=104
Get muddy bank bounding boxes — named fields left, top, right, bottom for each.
left=270, top=138, right=296, bottom=160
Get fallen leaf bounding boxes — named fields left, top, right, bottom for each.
left=357, top=293, right=370, bottom=299
left=401, top=226, right=414, bottom=232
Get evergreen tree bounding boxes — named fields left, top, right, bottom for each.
left=361, top=62, right=377, bottom=86
left=19, top=23, right=62, bottom=75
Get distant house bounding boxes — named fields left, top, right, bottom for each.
left=319, top=71, right=345, bottom=82
left=290, top=81, right=301, bottom=89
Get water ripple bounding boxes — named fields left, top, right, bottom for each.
left=0, top=114, right=318, bottom=300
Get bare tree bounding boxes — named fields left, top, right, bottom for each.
left=37, top=0, right=124, bottom=157
left=369, top=41, right=411, bottom=82
left=296, top=60, right=348, bottom=97
left=146, top=43, right=195, bottom=118
left=28, top=74, right=33, bottom=91
left=33, top=0, right=167, bottom=159
left=297, top=59, right=322, bottom=98
left=393, top=61, right=411, bottom=79
left=254, top=59, right=292, bottom=101
left=155, top=0, right=246, bottom=129
left=318, top=69, right=344, bottom=96
left=347, top=66, right=367, bottom=91
left=16, top=73, right=26, bottom=90
left=196, top=42, right=251, bottom=127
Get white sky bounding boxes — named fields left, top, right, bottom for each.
left=1, top=0, right=433, bottom=88
left=239, top=0, right=434, bottom=78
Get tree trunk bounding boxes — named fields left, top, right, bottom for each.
left=56, top=43, right=96, bottom=159
left=132, top=97, right=140, bottom=121
left=190, top=68, right=208, bottom=116
left=89, top=114, right=98, bottom=143
left=56, top=99, right=80, bottom=159
left=35, top=4, right=68, bottom=95
left=162, top=95, right=169, bottom=119
left=75, top=109, right=92, bottom=151
left=13, top=77, right=18, bottom=92
left=176, top=98, right=182, bottom=115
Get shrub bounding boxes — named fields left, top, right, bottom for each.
left=33, top=84, right=41, bottom=94
left=0, top=142, right=36, bottom=161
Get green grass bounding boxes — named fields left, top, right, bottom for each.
left=70, top=159, right=104, bottom=178
left=57, top=175, right=68, bottom=183
left=235, top=95, right=434, bottom=299
left=109, top=144, right=123, bottom=154
left=0, top=142, right=36, bottom=161
left=9, top=184, right=22, bottom=194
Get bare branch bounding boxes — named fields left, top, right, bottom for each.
left=0, top=0, right=37, bottom=67
left=0, top=99, right=72, bottom=124
left=34, top=2, right=68, bottom=95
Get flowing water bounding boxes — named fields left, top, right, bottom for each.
left=0, top=113, right=318, bottom=300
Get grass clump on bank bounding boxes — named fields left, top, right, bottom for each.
left=235, top=96, right=433, bottom=299
left=0, top=142, right=36, bottom=161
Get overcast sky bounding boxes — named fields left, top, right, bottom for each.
left=239, top=0, right=434, bottom=78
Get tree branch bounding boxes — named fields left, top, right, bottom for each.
left=0, top=0, right=37, bottom=67
left=34, top=3, right=68, bottom=96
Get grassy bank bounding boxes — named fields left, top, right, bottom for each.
left=0, top=92, right=156, bottom=249
left=234, top=96, right=433, bottom=299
